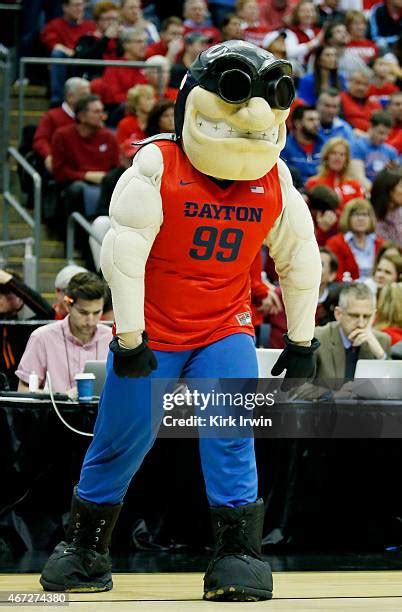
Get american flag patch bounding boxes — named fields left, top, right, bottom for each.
left=250, top=185, right=264, bottom=193
left=236, top=312, right=252, bottom=326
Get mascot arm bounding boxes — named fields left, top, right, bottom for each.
left=100, top=144, right=163, bottom=349
left=265, top=159, right=321, bottom=345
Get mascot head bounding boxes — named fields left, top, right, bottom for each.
left=174, top=40, right=295, bottom=181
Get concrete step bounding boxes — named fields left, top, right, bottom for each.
left=11, top=84, right=48, bottom=98
left=3, top=242, right=82, bottom=260
left=5, top=261, right=86, bottom=294
left=9, top=110, right=45, bottom=139
left=40, top=272, right=69, bottom=293
left=11, top=98, right=50, bottom=112
left=0, top=202, right=23, bottom=222
left=10, top=84, right=49, bottom=103
left=3, top=240, right=66, bottom=258
left=42, top=293, right=54, bottom=301
left=2, top=222, right=51, bottom=240
left=5, top=256, right=84, bottom=274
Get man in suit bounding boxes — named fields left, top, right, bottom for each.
left=314, top=282, right=390, bottom=381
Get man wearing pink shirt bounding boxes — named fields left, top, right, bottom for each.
left=16, top=273, right=112, bottom=394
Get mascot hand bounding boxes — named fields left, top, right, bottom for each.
left=110, top=332, right=157, bottom=378
left=271, top=335, right=320, bottom=390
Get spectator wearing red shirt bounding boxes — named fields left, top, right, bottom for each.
left=306, top=138, right=365, bottom=243
left=90, top=26, right=148, bottom=107
left=340, top=70, right=381, bottom=131
left=306, top=137, right=365, bottom=211
left=236, top=0, right=267, bottom=47
left=144, top=16, right=184, bottom=63
left=33, top=77, right=90, bottom=173
left=183, top=0, right=221, bottom=44
left=116, top=83, right=155, bottom=145
left=40, top=0, right=96, bottom=105
left=51, top=94, right=119, bottom=226
left=144, top=55, right=179, bottom=102
left=326, top=198, right=384, bottom=281
left=344, top=10, right=379, bottom=76
left=260, top=0, right=298, bottom=31
left=367, top=56, right=400, bottom=107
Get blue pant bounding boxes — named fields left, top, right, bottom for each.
left=77, top=333, right=258, bottom=507
left=49, top=48, right=68, bottom=104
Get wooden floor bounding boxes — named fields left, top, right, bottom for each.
left=1, top=572, right=402, bottom=610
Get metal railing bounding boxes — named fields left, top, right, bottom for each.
left=17, top=57, right=163, bottom=142
left=2, top=147, right=42, bottom=288
left=0, top=237, right=36, bottom=288
left=66, top=212, right=102, bottom=264
left=0, top=45, right=11, bottom=191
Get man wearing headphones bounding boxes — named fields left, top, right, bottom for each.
left=16, top=272, right=111, bottom=394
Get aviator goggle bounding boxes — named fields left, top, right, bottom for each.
left=191, top=56, right=295, bottom=110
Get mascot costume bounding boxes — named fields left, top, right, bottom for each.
left=40, top=41, right=321, bottom=602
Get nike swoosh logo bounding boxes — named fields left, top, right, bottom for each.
left=179, top=180, right=195, bottom=185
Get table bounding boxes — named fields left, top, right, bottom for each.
left=1, top=395, right=402, bottom=554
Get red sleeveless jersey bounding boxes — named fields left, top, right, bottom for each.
left=144, top=141, right=283, bottom=350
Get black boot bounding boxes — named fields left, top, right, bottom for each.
left=203, top=498, right=273, bottom=602
left=40, top=488, right=122, bottom=592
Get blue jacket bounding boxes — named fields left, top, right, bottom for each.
left=297, top=73, right=346, bottom=106
left=319, top=117, right=354, bottom=143
left=281, top=133, right=325, bottom=185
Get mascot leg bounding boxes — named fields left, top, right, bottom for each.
left=185, top=334, right=273, bottom=602
left=40, top=350, right=189, bottom=592
left=204, top=499, right=272, bottom=602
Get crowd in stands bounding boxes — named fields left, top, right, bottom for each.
left=0, top=0, right=401, bottom=392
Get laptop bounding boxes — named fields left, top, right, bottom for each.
left=353, top=359, right=402, bottom=400
left=83, top=360, right=107, bottom=397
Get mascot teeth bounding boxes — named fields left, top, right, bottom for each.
left=196, top=114, right=279, bottom=143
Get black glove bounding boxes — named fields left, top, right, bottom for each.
left=271, top=334, right=320, bottom=390
left=110, top=332, right=157, bottom=378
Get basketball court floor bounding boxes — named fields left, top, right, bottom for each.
left=2, top=571, right=402, bottom=610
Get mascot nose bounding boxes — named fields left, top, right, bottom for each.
left=231, top=97, right=275, bottom=131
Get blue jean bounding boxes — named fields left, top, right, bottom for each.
left=77, top=333, right=258, bottom=507
left=50, top=48, right=69, bottom=104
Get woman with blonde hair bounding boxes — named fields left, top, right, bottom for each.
left=326, top=198, right=384, bottom=281
left=116, top=83, right=155, bottom=145
left=365, top=252, right=402, bottom=297
left=305, top=137, right=365, bottom=211
left=375, top=282, right=402, bottom=345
